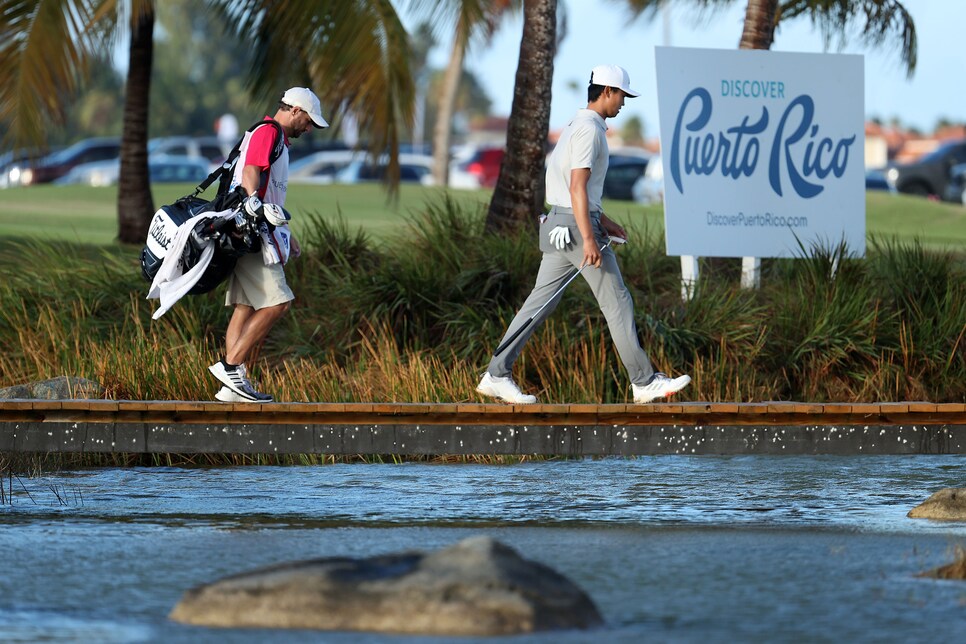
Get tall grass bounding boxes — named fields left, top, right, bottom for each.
left=1, top=196, right=963, bottom=404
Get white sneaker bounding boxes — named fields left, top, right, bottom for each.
left=215, top=386, right=271, bottom=403
left=632, top=372, right=691, bottom=404
left=208, top=361, right=272, bottom=402
left=476, top=372, right=537, bottom=404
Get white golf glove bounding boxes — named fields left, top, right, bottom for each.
left=548, top=225, right=572, bottom=250
left=608, top=235, right=627, bottom=246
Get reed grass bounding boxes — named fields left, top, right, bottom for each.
left=0, top=196, right=963, bottom=409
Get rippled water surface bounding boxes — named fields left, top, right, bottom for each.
left=2, top=456, right=965, bottom=642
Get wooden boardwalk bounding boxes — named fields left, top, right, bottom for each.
left=2, top=400, right=964, bottom=456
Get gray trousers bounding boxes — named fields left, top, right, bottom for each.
left=487, top=208, right=655, bottom=385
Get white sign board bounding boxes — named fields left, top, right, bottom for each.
left=655, top=47, right=865, bottom=258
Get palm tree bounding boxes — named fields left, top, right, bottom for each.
left=484, top=0, right=557, bottom=233
left=223, top=1, right=415, bottom=188
left=619, top=0, right=916, bottom=72
left=0, top=0, right=156, bottom=244
left=738, top=0, right=777, bottom=49
left=1, top=0, right=415, bottom=243
left=115, top=2, right=156, bottom=244
left=411, top=0, right=515, bottom=187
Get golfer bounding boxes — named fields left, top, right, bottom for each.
left=477, top=65, right=690, bottom=404
left=208, top=87, right=328, bottom=403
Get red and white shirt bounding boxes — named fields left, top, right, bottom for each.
left=229, top=116, right=290, bottom=206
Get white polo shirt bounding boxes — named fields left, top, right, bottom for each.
left=545, top=109, right=609, bottom=212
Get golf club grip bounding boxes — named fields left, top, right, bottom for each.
left=493, top=318, right=534, bottom=357
left=202, top=216, right=235, bottom=235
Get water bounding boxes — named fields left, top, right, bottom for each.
left=2, top=456, right=965, bottom=642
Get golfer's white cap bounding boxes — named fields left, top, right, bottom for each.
left=590, top=65, right=640, bottom=98
left=281, top=87, right=328, bottom=128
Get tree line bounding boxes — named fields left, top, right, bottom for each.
left=0, top=0, right=916, bottom=243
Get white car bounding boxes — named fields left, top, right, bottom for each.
left=631, top=153, right=664, bottom=205
left=334, top=153, right=434, bottom=185
left=288, top=150, right=359, bottom=185
left=148, top=136, right=228, bottom=165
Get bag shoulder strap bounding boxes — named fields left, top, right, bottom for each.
left=190, top=118, right=285, bottom=197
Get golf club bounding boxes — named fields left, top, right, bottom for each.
left=493, top=238, right=616, bottom=357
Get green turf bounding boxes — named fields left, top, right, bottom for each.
left=0, top=183, right=963, bottom=250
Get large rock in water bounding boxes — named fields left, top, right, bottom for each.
left=907, top=488, right=966, bottom=520
left=0, top=376, right=102, bottom=400
left=170, top=536, right=603, bottom=635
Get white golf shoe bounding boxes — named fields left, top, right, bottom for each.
left=476, top=372, right=537, bottom=404
left=632, top=372, right=691, bottom=404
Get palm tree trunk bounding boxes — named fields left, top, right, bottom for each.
left=117, top=6, right=155, bottom=244
left=485, top=0, right=556, bottom=233
left=738, top=0, right=778, bottom=50
left=432, top=35, right=466, bottom=187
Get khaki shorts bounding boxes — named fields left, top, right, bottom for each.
left=224, top=252, right=294, bottom=309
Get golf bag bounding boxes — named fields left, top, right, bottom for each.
left=139, top=118, right=285, bottom=294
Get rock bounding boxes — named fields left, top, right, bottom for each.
left=0, top=376, right=102, bottom=400
left=907, top=488, right=966, bottom=520
left=918, top=547, right=966, bottom=580
left=170, top=536, right=603, bottom=635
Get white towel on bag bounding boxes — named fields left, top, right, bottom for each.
left=147, top=209, right=234, bottom=319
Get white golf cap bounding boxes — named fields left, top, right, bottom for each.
left=281, top=87, right=328, bottom=128
left=590, top=65, right=640, bottom=98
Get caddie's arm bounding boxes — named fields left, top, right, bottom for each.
left=570, top=167, right=601, bottom=268
left=240, top=164, right=263, bottom=199
left=241, top=159, right=300, bottom=258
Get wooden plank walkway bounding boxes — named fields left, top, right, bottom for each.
left=1, top=400, right=964, bottom=456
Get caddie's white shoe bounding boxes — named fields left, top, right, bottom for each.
left=476, top=372, right=537, bottom=404
left=215, top=386, right=271, bottom=403
left=632, top=372, right=691, bottom=404
left=208, top=361, right=273, bottom=402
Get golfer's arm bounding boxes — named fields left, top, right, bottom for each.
left=569, top=168, right=595, bottom=243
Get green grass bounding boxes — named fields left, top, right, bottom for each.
left=0, top=183, right=496, bottom=245
left=1, top=195, right=963, bottom=406
left=3, top=183, right=959, bottom=249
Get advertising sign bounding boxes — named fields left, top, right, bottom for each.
left=655, top=47, right=865, bottom=258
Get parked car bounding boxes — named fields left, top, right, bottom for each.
left=0, top=148, right=54, bottom=188
left=448, top=145, right=505, bottom=189
left=288, top=150, right=359, bottom=185
left=631, top=154, right=664, bottom=205
left=885, top=139, right=966, bottom=199
left=865, top=168, right=895, bottom=192
left=287, top=139, right=350, bottom=163
left=334, top=153, right=434, bottom=184
left=603, top=154, right=650, bottom=201
left=21, top=137, right=121, bottom=185
left=148, top=136, right=227, bottom=165
left=55, top=155, right=211, bottom=187
left=944, top=163, right=966, bottom=205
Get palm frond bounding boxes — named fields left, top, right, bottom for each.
left=614, top=0, right=732, bottom=21
left=0, top=0, right=103, bottom=148
left=224, top=0, right=414, bottom=193
left=781, top=0, right=916, bottom=75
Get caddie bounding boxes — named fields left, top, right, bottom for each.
left=208, top=87, right=328, bottom=403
